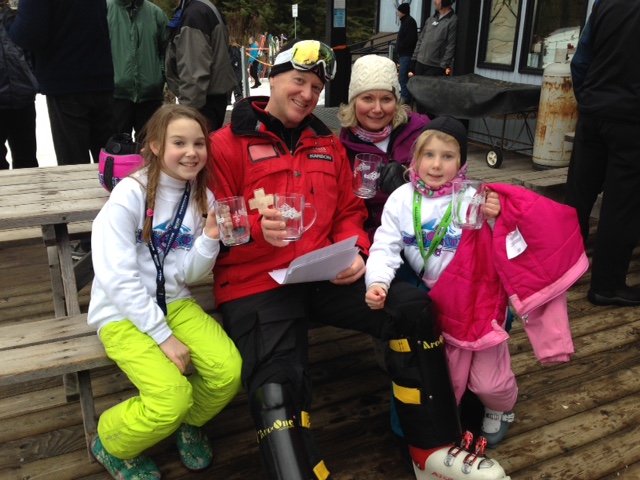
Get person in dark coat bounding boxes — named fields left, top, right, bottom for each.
left=565, top=0, right=640, bottom=307
left=395, top=2, right=418, bottom=104
left=8, top=0, right=115, bottom=165
left=0, top=0, right=38, bottom=169
left=228, top=36, right=243, bottom=105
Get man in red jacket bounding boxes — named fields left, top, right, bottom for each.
left=208, top=40, right=510, bottom=480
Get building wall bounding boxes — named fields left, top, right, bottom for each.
left=468, top=0, right=594, bottom=154
left=373, top=0, right=596, bottom=157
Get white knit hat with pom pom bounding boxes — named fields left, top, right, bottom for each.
left=348, top=55, right=401, bottom=103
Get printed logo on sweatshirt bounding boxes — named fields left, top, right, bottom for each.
left=401, top=218, right=461, bottom=256
left=136, top=222, right=194, bottom=250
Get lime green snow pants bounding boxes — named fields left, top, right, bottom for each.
left=97, top=298, right=242, bottom=459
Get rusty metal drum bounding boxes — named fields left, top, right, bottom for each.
left=532, top=61, right=578, bottom=169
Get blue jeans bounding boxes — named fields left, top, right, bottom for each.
left=398, top=56, right=412, bottom=103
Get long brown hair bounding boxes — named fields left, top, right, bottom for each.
left=138, top=104, right=213, bottom=244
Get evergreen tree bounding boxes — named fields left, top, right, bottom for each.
left=152, top=0, right=377, bottom=48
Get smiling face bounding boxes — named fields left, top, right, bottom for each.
left=151, top=117, right=207, bottom=182
left=354, top=90, right=397, bottom=132
left=415, top=135, right=461, bottom=189
left=266, top=69, right=325, bottom=128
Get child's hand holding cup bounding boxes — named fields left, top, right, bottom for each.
left=213, top=196, right=250, bottom=246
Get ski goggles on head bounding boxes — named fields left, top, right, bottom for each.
left=271, top=40, right=337, bottom=82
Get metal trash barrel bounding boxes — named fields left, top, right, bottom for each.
left=532, top=61, right=578, bottom=169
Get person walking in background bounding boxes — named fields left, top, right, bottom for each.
left=0, top=0, right=38, bottom=169
left=395, top=2, right=418, bottom=104
left=165, top=0, right=236, bottom=132
left=107, top=0, right=168, bottom=143
left=565, top=0, right=640, bottom=307
left=88, top=104, right=242, bottom=478
left=8, top=0, right=115, bottom=165
left=257, top=32, right=267, bottom=80
left=228, top=36, right=244, bottom=105
left=410, top=0, right=457, bottom=77
left=248, top=36, right=261, bottom=88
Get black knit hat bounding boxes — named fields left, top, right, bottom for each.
left=424, top=116, right=468, bottom=166
left=397, top=3, right=410, bottom=15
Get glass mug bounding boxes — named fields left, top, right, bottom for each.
left=273, top=193, right=317, bottom=241
left=352, top=153, right=382, bottom=199
left=214, top=196, right=251, bottom=246
left=451, top=180, right=486, bottom=229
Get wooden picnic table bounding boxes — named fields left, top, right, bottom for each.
left=0, top=163, right=108, bottom=316
left=0, top=164, right=109, bottom=456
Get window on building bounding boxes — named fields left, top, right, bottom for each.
left=519, top=0, right=588, bottom=73
left=477, top=0, right=523, bottom=70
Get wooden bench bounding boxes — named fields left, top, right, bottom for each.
left=0, top=314, right=112, bottom=458
left=511, top=166, right=569, bottom=202
left=0, top=221, right=93, bottom=248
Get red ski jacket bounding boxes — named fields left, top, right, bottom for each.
left=209, top=98, right=370, bottom=305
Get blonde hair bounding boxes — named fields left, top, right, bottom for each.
left=137, top=104, right=213, bottom=244
left=411, top=129, right=461, bottom=171
left=337, top=97, right=410, bottom=130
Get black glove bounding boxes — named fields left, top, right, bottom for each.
left=379, top=161, right=408, bottom=195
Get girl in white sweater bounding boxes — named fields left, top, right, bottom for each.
left=88, top=104, right=242, bottom=478
left=365, top=117, right=516, bottom=456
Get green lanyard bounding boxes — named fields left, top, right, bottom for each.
left=413, top=190, right=452, bottom=283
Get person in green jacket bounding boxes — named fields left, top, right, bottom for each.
left=107, top=0, right=168, bottom=142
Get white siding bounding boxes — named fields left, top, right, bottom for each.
left=468, top=0, right=589, bottom=155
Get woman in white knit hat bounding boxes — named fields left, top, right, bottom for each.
left=338, top=54, right=431, bottom=241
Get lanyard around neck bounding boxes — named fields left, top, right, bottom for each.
left=147, top=182, right=191, bottom=315
left=413, top=190, right=452, bottom=283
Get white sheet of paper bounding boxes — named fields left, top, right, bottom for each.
left=269, top=236, right=360, bottom=284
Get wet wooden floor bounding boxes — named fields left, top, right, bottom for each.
left=1, top=144, right=639, bottom=480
